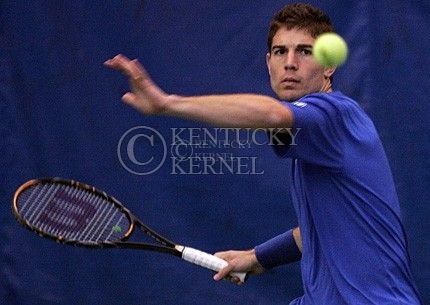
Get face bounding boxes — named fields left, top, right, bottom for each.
left=266, top=26, right=335, bottom=101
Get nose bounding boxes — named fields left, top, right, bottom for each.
left=284, top=51, right=298, bottom=70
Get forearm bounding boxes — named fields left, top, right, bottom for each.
left=165, top=94, right=293, bottom=128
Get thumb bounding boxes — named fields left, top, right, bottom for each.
left=122, top=92, right=136, bottom=103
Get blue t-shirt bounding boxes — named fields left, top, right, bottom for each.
left=256, top=92, right=420, bottom=305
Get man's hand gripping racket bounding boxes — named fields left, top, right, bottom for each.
left=12, top=178, right=247, bottom=283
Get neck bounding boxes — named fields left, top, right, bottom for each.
left=320, top=79, right=332, bottom=93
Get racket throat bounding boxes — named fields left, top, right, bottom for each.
left=175, top=245, right=185, bottom=252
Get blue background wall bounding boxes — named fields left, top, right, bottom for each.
left=1, top=1, right=428, bottom=304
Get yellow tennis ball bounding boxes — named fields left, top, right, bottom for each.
left=313, top=33, right=348, bottom=67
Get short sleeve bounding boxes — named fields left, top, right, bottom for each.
left=273, top=96, right=344, bottom=168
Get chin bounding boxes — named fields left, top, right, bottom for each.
left=277, top=92, right=302, bottom=102
left=276, top=87, right=313, bottom=102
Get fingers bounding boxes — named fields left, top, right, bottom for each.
left=214, top=266, right=244, bottom=286
left=105, top=54, right=151, bottom=102
left=214, top=250, right=233, bottom=261
left=104, top=54, right=148, bottom=81
left=104, top=54, right=131, bottom=73
left=105, top=54, right=169, bottom=115
left=213, top=251, right=229, bottom=281
left=131, top=58, right=147, bottom=76
left=213, top=251, right=246, bottom=285
left=213, top=264, right=234, bottom=281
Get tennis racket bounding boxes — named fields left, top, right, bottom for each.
left=12, top=178, right=246, bottom=282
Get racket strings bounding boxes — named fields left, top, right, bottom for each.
left=16, top=183, right=130, bottom=243
left=22, top=184, right=57, bottom=224
left=80, top=198, right=121, bottom=242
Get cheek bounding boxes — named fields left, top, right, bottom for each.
left=268, top=66, right=281, bottom=85
left=305, top=67, right=326, bottom=86
left=268, top=63, right=277, bottom=78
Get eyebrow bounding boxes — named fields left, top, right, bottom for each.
left=271, top=44, right=313, bottom=51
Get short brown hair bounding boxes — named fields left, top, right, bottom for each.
left=267, top=3, right=335, bottom=52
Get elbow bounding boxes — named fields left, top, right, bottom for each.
left=266, top=105, right=293, bottom=128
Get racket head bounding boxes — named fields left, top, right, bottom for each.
left=12, top=178, right=135, bottom=248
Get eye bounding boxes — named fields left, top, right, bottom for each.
left=299, top=48, right=312, bottom=56
left=273, top=48, right=287, bottom=56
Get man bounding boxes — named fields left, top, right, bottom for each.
left=105, top=3, right=421, bottom=304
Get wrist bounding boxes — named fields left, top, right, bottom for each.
left=163, top=94, right=183, bottom=116
left=254, top=229, right=302, bottom=269
left=247, top=249, right=266, bottom=274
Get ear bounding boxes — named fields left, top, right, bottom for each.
left=323, top=67, right=336, bottom=79
left=266, top=53, right=272, bottom=76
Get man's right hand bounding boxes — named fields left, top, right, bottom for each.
left=213, top=249, right=265, bottom=285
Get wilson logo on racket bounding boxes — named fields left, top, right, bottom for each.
left=36, top=188, right=98, bottom=234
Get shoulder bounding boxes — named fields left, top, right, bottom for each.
left=287, top=91, right=368, bottom=125
left=295, top=91, right=361, bottom=112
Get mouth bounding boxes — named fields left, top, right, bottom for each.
left=281, top=77, right=300, bottom=84
left=280, top=77, right=300, bottom=89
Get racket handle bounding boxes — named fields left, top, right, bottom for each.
left=181, top=247, right=247, bottom=282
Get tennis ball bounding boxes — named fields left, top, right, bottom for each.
left=313, top=33, right=348, bottom=67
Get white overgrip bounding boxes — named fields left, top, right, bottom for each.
left=181, top=247, right=246, bottom=282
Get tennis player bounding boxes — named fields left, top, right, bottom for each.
left=105, top=3, right=421, bottom=304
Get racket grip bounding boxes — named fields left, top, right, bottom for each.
left=181, top=247, right=247, bottom=282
